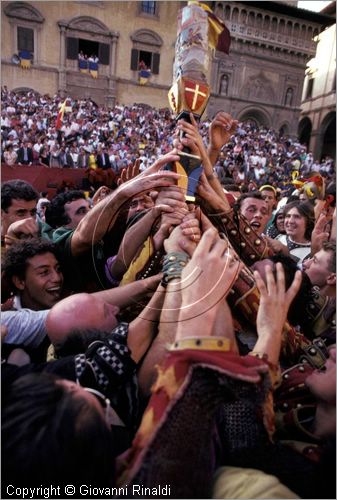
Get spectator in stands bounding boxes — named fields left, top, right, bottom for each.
left=3, top=144, right=17, bottom=166
left=1, top=180, right=38, bottom=241
left=17, top=140, right=33, bottom=166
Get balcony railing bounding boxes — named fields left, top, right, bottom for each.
left=229, top=22, right=317, bottom=55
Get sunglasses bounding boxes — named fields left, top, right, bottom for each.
left=82, top=386, right=126, bottom=428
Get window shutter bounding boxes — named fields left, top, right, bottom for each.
left=98, top=43, right=110, bottom=65
left=66, top=37, right=79, bottom=60
left=17, top=27, right=34, bottom=52
left=130, top=48, right=139, bottom=70
left=152, top=52, right=160, bottom=74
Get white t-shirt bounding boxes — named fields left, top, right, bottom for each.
left=1, top=308, right=49, bottom=348
left=276, top=234, right=311, bottom=263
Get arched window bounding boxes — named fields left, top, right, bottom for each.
left=130, top=29, right=163, bottom=75
left=219, top=74, right=229, bottom=95
left=286, top=21, right=293, bottom=37
left=4, top=2, right=44, bottom=64
left=285, top=87, right=293, bottom=106
left=298, top=117, right=312, bottom=147
left=224, top=5, right=231, bottom=21
left=263, top=16, right=270, bottom=31
left=248, top=12, right=255, bottom=27
left=256, top=13, right=263, bottom=28
left=279, top=19, right=285, bottom=35
left=279, top=123, right=289, bottom=136
left=231, top=8, right=239, bottom=23
left=305, top=78, right=314, bottom=100
left=60, top=16, right=116, bottom=77
left=215, top=3, right=224, bottom=18
left=240, top=10, right=247, bottom=24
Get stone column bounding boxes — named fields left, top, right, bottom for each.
left=59, top=24, right=67, bottom=69
left=58, top=22, right=67, bottom=97
left=107, top=31, right=119, bottom=107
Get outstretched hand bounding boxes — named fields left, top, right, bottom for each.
left=254, top=263, right=302, bottom=364
left=311, top=213, right=330, bottom=255
left=117, top=151, right=181, bottom=201
left=118, top=159, right=141, bottom=185
left=209, top=111, right=238, bottom=152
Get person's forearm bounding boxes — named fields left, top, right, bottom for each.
left=202, top=145, right=229, bottom=204
left=127, top=284, right=166, bottom=364
left=176, top=307, right=217, bottom=340
left=252, top=332, right=282, bottom=366
left=110, top=208, right=159, bottom=279
left=208, top=175, right=231, bottom=206
left=137, top=279, right=181, bottom=395
left=71, top=189, right=128, bottom=256
left=91, top=274, right=161, bottom=308
left=207, top=145, right=220, bottom=167
left=211, top=299, right=238, bottom=352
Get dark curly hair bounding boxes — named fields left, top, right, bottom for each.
left=45, top=190, right=86, bottom=228
left=2, top=238, right=61, bottom=289
left=1, top=180, right=38, bottom=212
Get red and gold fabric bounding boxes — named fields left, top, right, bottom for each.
left=117, top=342, right=272, bottom=487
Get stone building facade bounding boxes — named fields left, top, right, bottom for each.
left=1, top=1, right=334, bottom=137
left=208, top=1, right=334, bottom=135
left=299, top=1, right=336, bottom=160
left=1, top=1, right=181, bottom=108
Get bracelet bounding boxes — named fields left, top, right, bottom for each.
left=161, top=251, right=189, bottom=288
left=169, top=336, right=232, bottom=352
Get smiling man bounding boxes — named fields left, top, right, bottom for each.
left=2, top=238, right=64, bottom=311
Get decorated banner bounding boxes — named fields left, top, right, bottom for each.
left=167, top=1, right=230, bottom=201
left=89, top=56, right=99, bottom=79
left=79, top=57, right=89, bottom=73
left=19, top=50, right=32, bottom=69
left=55, top=99, right=67, bottom=130
left=139, top=69, right=151, bottom=85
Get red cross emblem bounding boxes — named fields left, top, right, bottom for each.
left=183, top=79, right=209, bottom=112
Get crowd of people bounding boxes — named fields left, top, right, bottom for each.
left=1, top=87, right=336, bottom=499
left=1, top=88, right=334, bottom=184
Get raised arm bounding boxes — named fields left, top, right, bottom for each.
left=91, top=273, right=161, bottom=308
left=70, top=152, right=181, bottom=256
left=137, top=212, right=200, bottom=395
left=207, top=111, right=238, bottom=166
left=127, top=282, right=166, bottom=364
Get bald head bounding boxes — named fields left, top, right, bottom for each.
left=46, top=293, right=119, bottom=345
